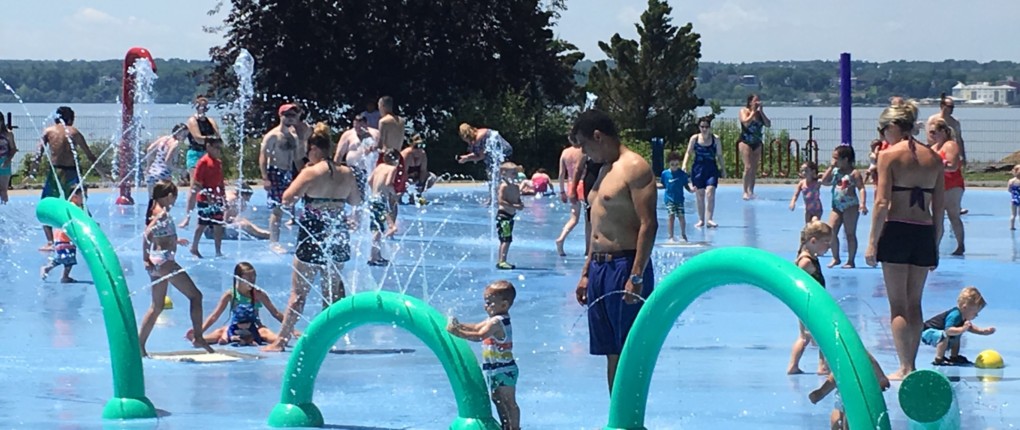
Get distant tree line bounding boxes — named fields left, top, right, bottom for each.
left=0, top=59, right=211, bottom=104
left=4, top=0, right=1020, bottom=177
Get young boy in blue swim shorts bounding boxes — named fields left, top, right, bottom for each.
left=448, top=280, right=520, bottom=430
left=660, top=151, right=692, bottom=242
left=923, top=286, right=995, bottom=366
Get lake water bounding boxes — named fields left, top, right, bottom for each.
left=2, top=103, right=1018, bottom=166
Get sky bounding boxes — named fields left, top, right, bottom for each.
left=2, top=0, right=1019, bottom=63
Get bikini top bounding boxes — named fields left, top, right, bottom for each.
left=891, top=185, right=934, bottom=209
left=147, top=211, right=177, bottom=238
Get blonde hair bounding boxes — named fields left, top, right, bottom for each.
left=458, top=123, right=477, bottom=143
left=879, top=99, right=919, bottom=134
left=308, top=122, right=332, bottom=153
left=957, top=286, right=986, bottom=308
left=486, top=280, right=517, bottom=305
left=799, top=217, right=833, bottom=252
left=930, top=118, right=956, bottom=142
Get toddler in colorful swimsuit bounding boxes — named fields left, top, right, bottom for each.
left=923, top=286, right=995, bottom=366
left=447, top=280, right=520, bottom=430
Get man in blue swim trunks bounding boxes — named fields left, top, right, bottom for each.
left=33, top=106, right=99, bottom=250
left=572, top=110, right=658, bottom=394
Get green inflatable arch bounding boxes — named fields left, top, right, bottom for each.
left=36, top=198, right=156, bottom=420
left=267, top=291, right=500, bottom=429
left=605, top=247, right=890, bottom=430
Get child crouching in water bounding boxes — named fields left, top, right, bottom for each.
left=787, top=217, right=833, bottom=374
left=40, top=189, right=85, bottom=283
left=924, top=286, right=995, bottom=366
left=447, top=280, right=520, bottom=430
left=809, top=352, right=890, bottom=430
left=186, top=262, right=286, bottom=346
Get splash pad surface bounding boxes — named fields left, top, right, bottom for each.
left=0, top=184, right=1016, bottom=429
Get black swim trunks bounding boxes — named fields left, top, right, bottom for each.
left=876, top=221, right=938, bottom=267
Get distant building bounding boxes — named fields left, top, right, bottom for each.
left=951, top=82, right=1016, bottom=105
left=740, top=75, right=760, bottom=89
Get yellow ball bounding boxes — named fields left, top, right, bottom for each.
left=163, top=295, right=174, bottom=310
left=975, top=349, right=1004, bottom=369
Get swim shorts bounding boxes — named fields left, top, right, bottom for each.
left=266, top=166, right=294, bottom=209
left=665, top=201, right=684, bottom=216
left=485, top=364, right=519, bottom=390
left=497, top=210, right=515, bottom=244
left=587, top=250, right=654, bottom=355
left=921, top=328, right=959, bottom=347
left=197, top=201, right=225, bottom=226
left=41, top=166, right=82, bottom=200
left=876, top=221, right=937, bottom=267
left=369, top=198, right=388, bottom=233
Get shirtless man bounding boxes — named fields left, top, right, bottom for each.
left=32, top=106, right=99, bottom=250
left=572, top=110, right=658, bottom=394
left=554, top=137, right=584, bottom=256
left=260, top=103, right=307, bottom=253
left=377, top=96, right=407, bottom=222
left=335, top=113, right=381, bottom=200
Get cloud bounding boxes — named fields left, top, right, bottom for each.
left=71, top=7, right=121, bottom=26
left=616, top=5, right=642, bottom=26
left=696, top=2, right=767, bottom=32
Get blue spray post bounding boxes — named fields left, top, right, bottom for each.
left=840, top=53, right=852, bottom=147
left=651, top=137, right=664, bottom=177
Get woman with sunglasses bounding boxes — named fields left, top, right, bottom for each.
left=865, top=99, right=945, bottom=381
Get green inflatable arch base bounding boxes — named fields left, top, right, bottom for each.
left=605, top=247, right=890, bottom=430
left=36, top=198, right=157, bottom=421
left=268, top=291, right=500, bottom=430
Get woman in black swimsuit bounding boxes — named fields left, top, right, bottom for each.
left=865, top=99, right=945, bottom=381
left=262, top=123, right=362, bottom=352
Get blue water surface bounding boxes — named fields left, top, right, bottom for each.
left=0, top=184, right=1015, bottom=429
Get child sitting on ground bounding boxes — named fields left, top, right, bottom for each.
left=661, top=151, right=692, bottom=242
left=787, top=217, right=833, bottom=375
left=186, top=262, right=286, bottom=346
left=809, top=351, right=890, bottom=430
left=204, top=184, right=271, bottom=240
left=496, top=162, right=524, bottom=270
left=367, top=148, right=400, bottom=266
left=40, top=189, right=85, bottom=283
left=447, top=280, right=521, bottom=430
left=923, top=286, right=995, bottom=366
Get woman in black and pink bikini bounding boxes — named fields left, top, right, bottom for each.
left=865, top=99, right=945, bottom=381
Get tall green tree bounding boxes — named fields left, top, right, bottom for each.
left=205, top=0, right=581, bottom=133
left=586, top=0, right=702, bottom=145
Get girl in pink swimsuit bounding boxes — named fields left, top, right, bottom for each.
left=789, top=161, right=823, bottom=224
